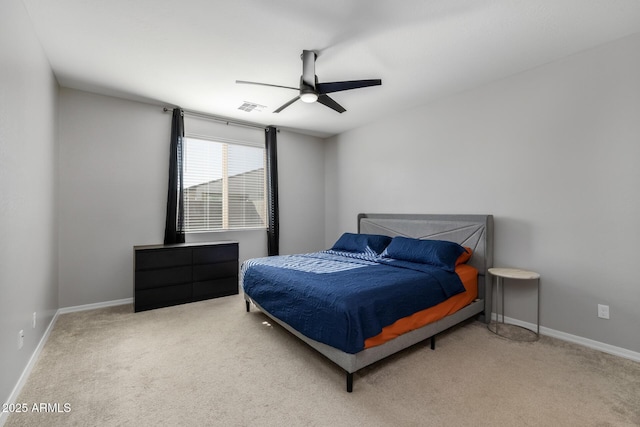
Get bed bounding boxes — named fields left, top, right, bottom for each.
left=242, top=213, right=494, bottom=392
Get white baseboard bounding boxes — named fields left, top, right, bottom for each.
left=57, top=297, right=133, bottom=314
left=491, top=313, right=640, bottom=363
left=0, top=298, right=132, bottom=427
left=1, top=309, right=59, bottom=427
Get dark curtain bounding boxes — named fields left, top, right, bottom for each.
left=265, top=126, right=279, bottom=256
left=163, top=108, right=186, bottom=244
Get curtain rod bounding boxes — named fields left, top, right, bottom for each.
left=163, top=107, right=270, bottom=132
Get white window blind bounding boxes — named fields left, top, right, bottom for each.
left=182, top=116, right=266, bottom=232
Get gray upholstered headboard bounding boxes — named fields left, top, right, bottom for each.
left=358, top=213, right=494, bottom=321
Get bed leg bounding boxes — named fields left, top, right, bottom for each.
left=346, top=372, right=353, bottom=393
left=431, top=335, right=436, bottom=350
left=245, top=300, right=250, bottom=312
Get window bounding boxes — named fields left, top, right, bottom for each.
left=182, top=136, right=266, bottom=231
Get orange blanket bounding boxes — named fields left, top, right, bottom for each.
left=364, top=264, right=478, bottom=348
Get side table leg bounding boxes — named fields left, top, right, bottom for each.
left=498, top=276, right=504, bottom=335
left=537, top=277, right=540, bottom=336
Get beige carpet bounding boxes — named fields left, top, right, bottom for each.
left=6, top=294, right=640, bottom=426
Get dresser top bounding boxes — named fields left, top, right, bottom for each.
left=134, top=241, right=238, bottom=250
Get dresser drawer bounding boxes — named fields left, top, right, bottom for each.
left=192, top=261, right=238, bottom=282
left=135, top=266, right=192, bottom=290
left=135, top=283, right=191, bottom=311
left=193, top=244, right=238, bottom=264
left=192, top=277, right=238, bottom=300
left=136, top=248, right=192, bottom=270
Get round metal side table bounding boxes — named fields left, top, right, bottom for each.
left=488, top=267, right=540, bottom=341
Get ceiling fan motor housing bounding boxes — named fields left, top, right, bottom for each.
left=299, top=76, right=318, bottom=103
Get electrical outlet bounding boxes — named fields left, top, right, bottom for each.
left=18, top=330, right=24, bottom=350
left=597, top=304, right=610, bottom=319
left=32, top=312, right=37, bottom=329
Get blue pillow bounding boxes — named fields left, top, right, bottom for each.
left=382, top=237, right=465, bottom=272
left=331, top=233, right=392, bottom=255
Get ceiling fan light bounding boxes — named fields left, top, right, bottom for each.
left=300, top=92, right=318, bottom=103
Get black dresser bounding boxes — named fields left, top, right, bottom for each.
left=133, top=241, right=239, bottom=312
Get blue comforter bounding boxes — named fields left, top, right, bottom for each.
left=241, top=251, right=466, bottom=354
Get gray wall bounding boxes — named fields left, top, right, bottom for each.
left=58, top=89, right=170, bottom=307
left=325, top=33, right=640, bottom=353
left=0, top=0, right=59, bottom=406
left=276, top=130, right=326, bottom=255
left=58, top=89, right=326, bottom=308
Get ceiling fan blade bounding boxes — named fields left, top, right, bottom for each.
left=236, top=80, right=298, bottom=91
left=316, top=79, right=381, bottom=94
left=273, top=96, right=300, bottom=113
left=317, top=94, right=346, bottom=113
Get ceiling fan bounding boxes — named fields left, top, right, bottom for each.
left=236, top=50, right=382, bottom=114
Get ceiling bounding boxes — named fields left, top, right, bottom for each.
left=21, top=0, right=640, bottom=138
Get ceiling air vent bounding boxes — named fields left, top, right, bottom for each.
left=238, top=102, right=266, bottom=113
